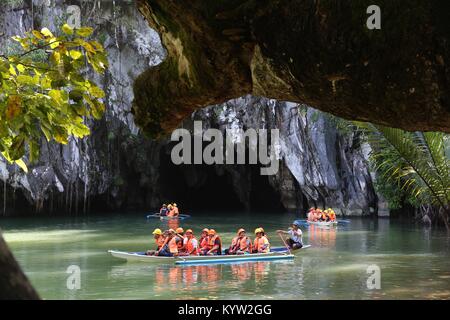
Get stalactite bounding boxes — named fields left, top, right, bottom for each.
left=3, top=179, right=6, bottom=216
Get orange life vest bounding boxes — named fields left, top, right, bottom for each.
left=208, top=235, right=222, bottom=254
left=329, top=212, right=336, bottom=221
left=168, top=237, right=178, bottom=254
left=185, top=237, right=198, bottom=255
left=167, top=209, right=175, bottom=217
left=253, top=236, right=270, bottom=253
left=232, top=236, right=251, bottom=252
left=173, top=207, right=179, bottom=216
left=200, top=236, right=210, bottom=250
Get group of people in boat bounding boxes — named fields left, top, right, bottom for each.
left=307, top=207, right=337, bottom=222
left=158, top=203, right=179, bottom=217
left=146, top=221, right=303, bottom=257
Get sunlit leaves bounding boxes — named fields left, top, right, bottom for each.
left=76, top=27, right=94, bottom=37
left=0, top=24, right=108, bottom=172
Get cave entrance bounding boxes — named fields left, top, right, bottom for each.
left=157, top=146, right=285, bottom=213
left=248, top=164, right=285, bottom=212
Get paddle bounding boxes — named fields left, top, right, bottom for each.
left=277, top=231, right=292, bottom=255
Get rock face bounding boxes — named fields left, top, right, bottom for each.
left=134, top=0, right=450, bottom=136
left=0, top=1, right=381, bottom=216
left=189, top=97, right=377, bottom=215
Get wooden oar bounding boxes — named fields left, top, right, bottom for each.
left=277, top=232, right=292, bottom=255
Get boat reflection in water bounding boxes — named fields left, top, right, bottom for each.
left=108, top=258, right=294, bottom=298
left=308, top=224, right=337, bottom=248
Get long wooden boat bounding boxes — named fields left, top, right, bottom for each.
left=108, top=245, right=310, bottom=265
left=146, top=213, right=191, bottom=220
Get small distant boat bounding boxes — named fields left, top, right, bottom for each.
left=108, top=245, right=310, bottom=265
left=146, top=213, right=191, bottom=220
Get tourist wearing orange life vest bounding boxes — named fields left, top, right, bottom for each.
left=156, top=229, right=180, bottom=257
left=226, top=228, right=252, bottom=255
left=327, top=208, right=336, bottom=221
left=172, top=203, right=180, bottom=217
left=202, top=229, right=222, bottom=255
left=307, top=207, right=316, bottom=222
left=146, top=228, right=166, bottom=256
left=179, top=229, right=199, bottom=256
left=319, top=209, right=330, bottom=222
left=199, top=228, right=210, bottom=254
left=166, top=204, right=173, bottom=217
left=252, top=228, right=270, bottom=253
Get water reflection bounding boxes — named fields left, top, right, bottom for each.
left=308, top=225, right=337, bottom=248
left=4, top=215, right=450, bottom=299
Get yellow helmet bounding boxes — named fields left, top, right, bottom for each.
left=173, top=203, right=177, bottom=207
left=254, top=228, right=261, bottom=234
left=152, top=228, right=162, bottom=235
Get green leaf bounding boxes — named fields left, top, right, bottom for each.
left=62, top=23, right=74, bottom=35
left=76, top=27, right=94, bottom=38
left=15, top=159, right=28, bottom=173
left=16, top=75, right=35, bottom=85
left=9, top=135, right=25, bottom=161
left=69, top=50, right=83, bottom=60
left=41, top=27, right=54, bottom=38
left=89, top=85, right=105, bottom=99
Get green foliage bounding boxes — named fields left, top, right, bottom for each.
left=357, top=123, right=450, bottom=211
left=373, top=173, right=420, bottom=210
left=4, top=0, right=24, bottom=8
left=0, top=24, right=108, bottom=172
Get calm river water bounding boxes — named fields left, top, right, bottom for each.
left=2, top=212, right=450, bottom=299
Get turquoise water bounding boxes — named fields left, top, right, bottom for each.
left=2, top=213, right=450, bottom=299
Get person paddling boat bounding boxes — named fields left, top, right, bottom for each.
left=277, top=221, right=303, bottom=250
left=146, top=228, right=166, bottom=255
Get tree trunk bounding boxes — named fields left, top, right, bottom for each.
left=0, top=230, right=40, bottom=300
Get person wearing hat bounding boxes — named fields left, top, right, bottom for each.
left=179, top=229, right=198, bottom=256
left=199, top=228, right=210, bottom=254
left=277, top=222, right=303, bottom=250
left=328, top=208, right=336, bottom=221
left=172, top=203, right=180, bottom=217
left=252, top=227, right=270, bottom=253
left=202, top=229, right=222, bottom=255
left=146, top=228, right=166, bottom=256
left=166, top=204, right=175, bottom=217
left=226, top=228, right=252, bottom=255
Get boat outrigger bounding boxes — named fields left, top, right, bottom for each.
left=108, top=245, right=311, bottom=265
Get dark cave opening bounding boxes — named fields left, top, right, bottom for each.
left=248, top=165, right=285, bottom=212
left=157, top=145, right=285, bottom=213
